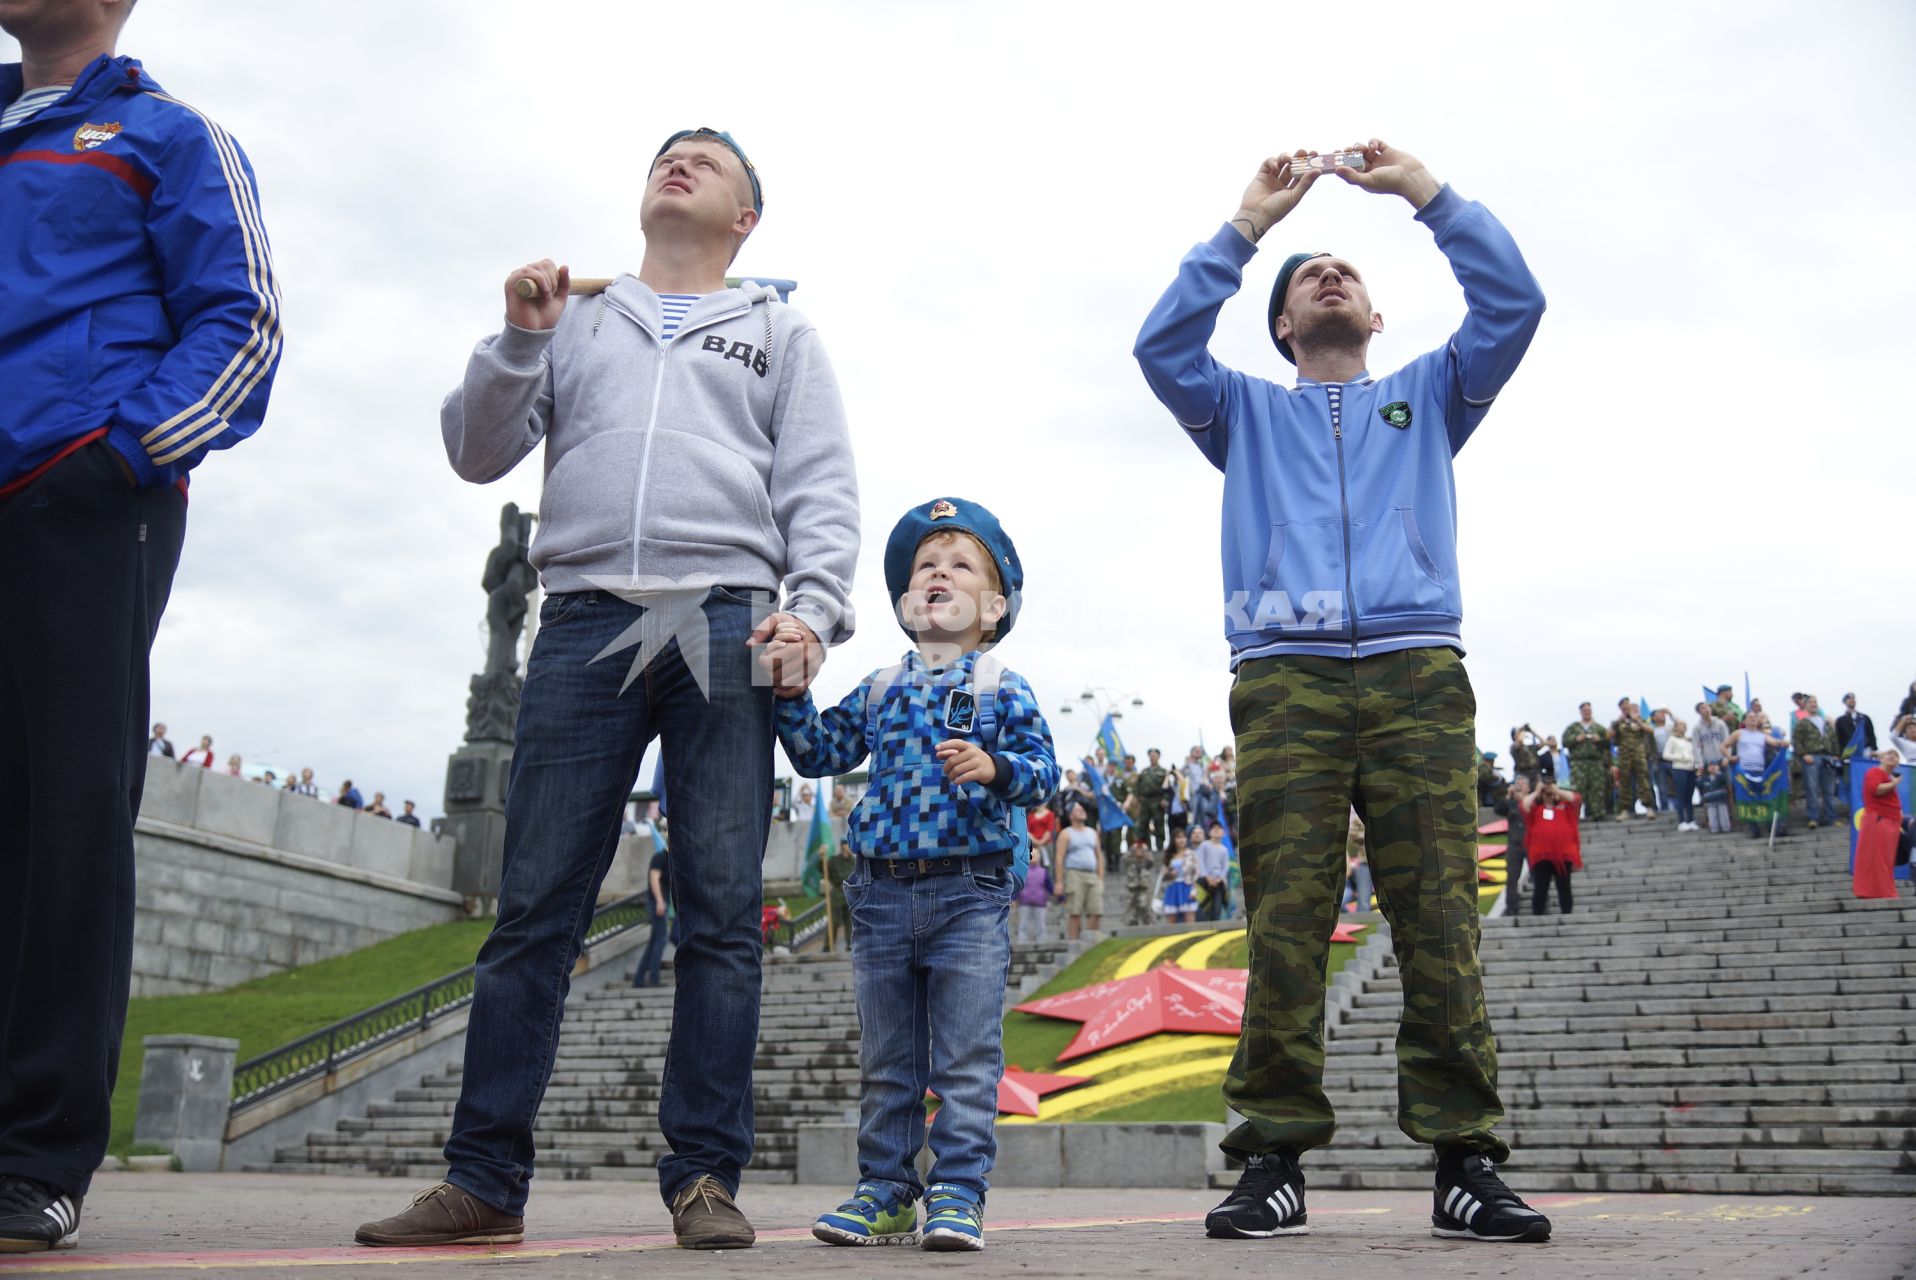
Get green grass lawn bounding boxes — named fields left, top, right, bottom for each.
left=110, top=918, right=495, bottom=1156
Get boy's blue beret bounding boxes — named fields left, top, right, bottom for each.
left=884, top=497, right=1024, bottom=643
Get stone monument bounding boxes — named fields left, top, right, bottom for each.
left=438, top=503, right=537, bottom=899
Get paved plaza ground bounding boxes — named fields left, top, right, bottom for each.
left=0, top=1175, right=1908, bottom=1279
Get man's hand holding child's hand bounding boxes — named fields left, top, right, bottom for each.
left=937, top=740, right=996, bottom=787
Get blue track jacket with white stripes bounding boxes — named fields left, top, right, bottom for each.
left=1134, top=186, right=1543, bottom=667
left=1, top=55, right=282, bottom=490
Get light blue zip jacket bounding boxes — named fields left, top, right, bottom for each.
left=1134, top=186, right=1543, bottom=667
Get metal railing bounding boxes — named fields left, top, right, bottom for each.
left=229, top=891, right=651, bottom=1112
left=769, top=900, right=830, bottom=953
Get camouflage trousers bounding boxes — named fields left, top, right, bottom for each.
left=1570, top=759, right=1610, bottom=817
left=1615, top=757, right=1654, bottom=815
left=1223, top=647, right=1507, bottom=1162
left=1136, top=800, right=1166, bottom=851
left=1125, top=888, right=1156, bottom=928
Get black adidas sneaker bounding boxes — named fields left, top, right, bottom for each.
left=0, top=1176, right=81, bottom=1253
left=1431, top=1148, right=1551, bottom=1243
left=1204, top=1150, right=1308, bottom=1238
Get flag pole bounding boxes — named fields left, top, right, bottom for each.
left=820, top=848, right=836, bottom=953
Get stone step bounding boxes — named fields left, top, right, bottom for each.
left=1314, top=1060, right=1916, bottom=1090
left=1214, top=1167, right=1916, bottom=1196
left=1274, top=1144, right=1914, bottom=1173
left=1329, top=1025, right=1913, bottom=1059
left=1326, top=1103, right=1916, bottom=1129
left=1361, top=961, right=1916, bottom=995
left=1311, top=1082, right=1914, bottom=1109
left=288, top=1141, right=797, bottom=1168
left=1344, top=989, right=1912, bottom=1019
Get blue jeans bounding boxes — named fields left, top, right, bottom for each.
left=1342, top=861, right=1372, bottom=912
left=633, top=908, right=670, bottom=987
left=1669, top=769, right=1696, bottom=825
left=1655, top=760, right=1677, bottom=811
left=1803, top=758, right=1840, bottom=824
left=443, top=587, right=774, bottom=1213
left=844, top=861, right=1015, bottom=1207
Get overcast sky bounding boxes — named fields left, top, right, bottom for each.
left=15, top=1, right=1911, bottom=817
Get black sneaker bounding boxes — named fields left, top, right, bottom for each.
left=0, top=1176, right=81, bottom=1253
left=1431, top=1149, right=1551, bottom=1243
left=1204, top=1151, right=1307, bottom=1238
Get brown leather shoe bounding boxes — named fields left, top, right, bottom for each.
left=670, top=1175, right=755, bottom=1249
left=354, top=1182, right=524, bottom=1247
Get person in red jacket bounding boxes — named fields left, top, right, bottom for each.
left=1854, top=749, right=1904, bottom=900
left=1519, top=778, right=1583, bottom=916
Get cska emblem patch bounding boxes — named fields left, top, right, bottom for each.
left=73, top=122, right=123, bottom=152
left=929, top=500, right=958, bottom=520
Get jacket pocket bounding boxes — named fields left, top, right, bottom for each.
left=1351, top=506, right=1451, bottom=621
left=534, top=429, right=642, bottom=566
left=1245, top=520, right=1346, bottom=635
left=641, top=429, right=778, bottom=552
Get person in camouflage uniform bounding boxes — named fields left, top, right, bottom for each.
left=1609, top=697, right=1658, bottom=820
left=825, top=848, right=857, bottom=952
left=1227, top=651, right=1509, bottom=1157
left=1122, top=833, right=1158, bottom=926
left=1562, top=703, right=1611, bottom=820
left=1134, top=748, right=1171, bottom=851
left=1710, top=685, right=1743, bottom=731
left=1137, top=139, right=1551, bottom=1244
left=1476, top=753, right=1505, bottom=808
left=1508, top=727, right=1541, bottom=784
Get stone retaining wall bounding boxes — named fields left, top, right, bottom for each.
left=132, top=763, right=465, bottom=996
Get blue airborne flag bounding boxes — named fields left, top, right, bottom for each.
left=802, top=794, right=834, bottom=897
left=1080, top=756, right=1133, bottom=831
left=1730, top=749, right=1790, bottom=826
left=1097, top=715, right=1128, bottom=768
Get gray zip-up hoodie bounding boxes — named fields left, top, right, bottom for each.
left=441, top=277, right=859, bottom=644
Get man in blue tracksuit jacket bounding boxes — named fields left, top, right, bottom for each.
left=1135, top=141, right=1551, bottom=1245
left=0, top=0, right=281, bottom=1251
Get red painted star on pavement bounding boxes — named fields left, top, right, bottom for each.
left=1329, top=920, right=1368, bottom=945
left=1478, top=819, right=1509, bottom=836
left=997, top=1067, right=1091, bottom=1116
left=1014, top=968, right=1247, bottom=1062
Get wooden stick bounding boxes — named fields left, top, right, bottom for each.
left=513, top=276, right=615, bottom=300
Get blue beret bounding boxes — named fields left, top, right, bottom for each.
left=884, top=497, right=1024, bottom=643
left=1267, top=250, right=1330, bottom=364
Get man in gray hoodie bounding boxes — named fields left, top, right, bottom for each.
left=357, top=129, right=858, bottom=1252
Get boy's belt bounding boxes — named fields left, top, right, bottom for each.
left=859, top=851, right=1014, bottom=879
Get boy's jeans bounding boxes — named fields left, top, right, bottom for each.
left=442, top=587, right=774, bottom=1214
left=844, top=862, right=1015, bottom=1206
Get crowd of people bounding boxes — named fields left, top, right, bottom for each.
left=1003, top=745, right=1246, bottom=942
left=1478, top=686, right=1905, bottom=837
left=144, top=721, right=422, bottom=826
left=1483, top=683, right=1913, bottom=915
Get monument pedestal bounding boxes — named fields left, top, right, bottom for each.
left=441, top=738, right=513, bottom=898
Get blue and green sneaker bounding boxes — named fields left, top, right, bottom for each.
left=920, top=1183, right=984, bottom=1252
left=812, top=1183, right=918, bottom=1246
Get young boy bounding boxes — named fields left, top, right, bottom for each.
left=776, top=498, right=1059, bottom=1252
left=1700, top=763, right=1732, bottom=834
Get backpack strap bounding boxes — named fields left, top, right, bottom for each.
left=972, top=652, right=1005, bottom=752
left=863, top=661, right=907, bottom=753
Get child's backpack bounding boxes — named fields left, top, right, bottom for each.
left=864, top=654, right=1031, bottom=890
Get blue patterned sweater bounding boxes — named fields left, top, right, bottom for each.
left=776, top=650, right=1060, bottom=860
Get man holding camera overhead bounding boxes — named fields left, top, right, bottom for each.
left=1135, top=139, right=1550, bottom=1243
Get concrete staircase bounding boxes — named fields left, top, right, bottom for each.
left=1297, top=819, right=1915, bottom=1195
left=253, top=941, right=1081, bottom=1183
